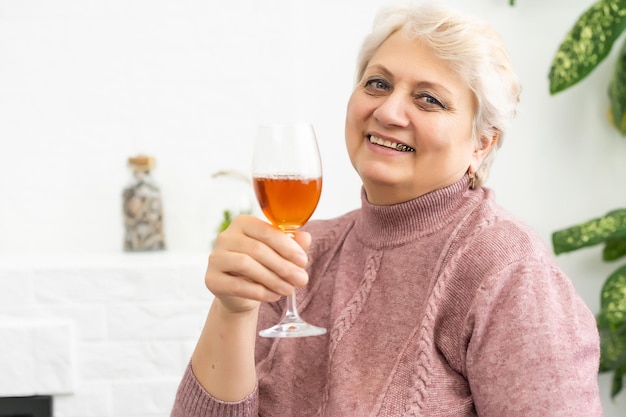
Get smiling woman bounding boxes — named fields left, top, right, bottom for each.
left=171, top=3, right=603, bottom=417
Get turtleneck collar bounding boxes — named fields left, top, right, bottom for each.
left=354, top=175, right=482, bottom=248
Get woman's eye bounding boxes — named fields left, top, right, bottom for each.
left=364, top=78, right=391, bottom=92
left=416, top=93, right=446, bottom=109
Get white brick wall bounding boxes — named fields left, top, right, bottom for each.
left=0, top=320, right=75, bottom=396
left=0, top=254, right=210, bottom=417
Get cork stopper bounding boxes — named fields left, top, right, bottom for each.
left=128, top=155, right=155, bottom=172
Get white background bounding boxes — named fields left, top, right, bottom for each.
left=1, top=0, right=625, bottom=414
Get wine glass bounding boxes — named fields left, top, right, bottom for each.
left=252, top=123, right=327, bottom=338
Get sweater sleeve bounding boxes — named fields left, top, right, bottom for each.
left=465, top=256, right=602, bottom=417
left=170, top=362, right=259, bottom=417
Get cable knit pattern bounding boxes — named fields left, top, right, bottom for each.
left=171, top=177, right=603, bottom=417
left=406, top=211, right=499, bottom=416
left=329, top=252, right=383, bottom=348
left=407, top=277, right=442, bottom=415
left=315, top=250, right=383, bottom=416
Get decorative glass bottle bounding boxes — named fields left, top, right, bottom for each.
left=122, top=155, right=165, bottom=251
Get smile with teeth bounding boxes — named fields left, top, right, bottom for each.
left=368, top=135, right=415, bottom=152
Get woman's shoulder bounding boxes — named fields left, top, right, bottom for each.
left=461, top=189, right=555, bottom=270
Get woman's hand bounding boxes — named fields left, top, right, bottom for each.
left=205, top=214, right=312, bottom=314
left=191, top=215, right=310, bottom=401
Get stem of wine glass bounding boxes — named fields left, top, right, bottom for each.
left=282, top=228, right=303, bottom=323
left=283, top=292, right=301, bottom=323
left=257, top=226, right=326, bottom=337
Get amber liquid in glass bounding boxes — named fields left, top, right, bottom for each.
left=253, top=175, right=322, bottom=232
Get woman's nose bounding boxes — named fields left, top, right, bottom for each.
left=372, top=92, right=410, bottom=127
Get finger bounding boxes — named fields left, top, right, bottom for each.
left=238, top=216, right=309, bottom=268
left=293, top=231, right=312, bottom=256
left=208, top=243, right=304, bottom=296
left=208, top=268, right=282, bottom=305
left=229, top=238, right=308, bottom=289
left=241, top=235, right=309, bottom=288
left=223, top=216, right=308, bottom=286
left=212, top=215, right=309, bottom=291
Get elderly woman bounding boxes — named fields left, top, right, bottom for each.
left=171, top=3, right=602, bottom=416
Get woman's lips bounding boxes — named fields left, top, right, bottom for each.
left=368, top=135, right=415, bottom=152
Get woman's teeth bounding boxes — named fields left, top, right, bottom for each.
left=368, top=135, right=415, bottom=152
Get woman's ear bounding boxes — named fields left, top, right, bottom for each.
left=471, top=132, right=499, bottom=166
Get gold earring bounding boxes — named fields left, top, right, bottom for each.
left=468, top=171, right=476, bottom=189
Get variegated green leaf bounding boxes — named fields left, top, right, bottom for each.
left=598, top=312, right=626, bottom=397
left=549, top=0, right=626, bottom=94
left=598, top=313, right=626, bottom=371
left=608, top=36, right=626, bottom=134
left=552, top=209, right=626, bottom=254
left=601, top=264, right=626, bottom=325
left=604, top=236, right=626, bottom=260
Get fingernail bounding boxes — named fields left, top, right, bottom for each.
left=295, top=251, right=308, bottom=267
left=279, top=283, right=294, bottom=296
left=295, top=269, right=308, bottom=287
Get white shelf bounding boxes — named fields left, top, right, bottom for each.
left=0, top=251, right=208, bottom=269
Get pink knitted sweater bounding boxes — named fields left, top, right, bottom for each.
left=172, top=177, right=602, bottom=416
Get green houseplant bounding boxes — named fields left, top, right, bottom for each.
left=547, top=0, right=626, bottom=399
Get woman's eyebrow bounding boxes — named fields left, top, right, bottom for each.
left=414, top=81, right=453, bottom=96
left=364, top=64, right=393, bottom=79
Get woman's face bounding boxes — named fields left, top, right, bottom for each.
left=345, top=30, right=491, bottom=205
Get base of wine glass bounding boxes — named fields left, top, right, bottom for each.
left=259, top=317, right=327, bottom=338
